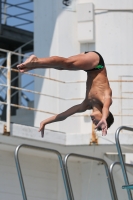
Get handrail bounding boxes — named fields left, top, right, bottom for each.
left=14, top=144, right=72, bottom=200
left=110, top=161, right=133, bottom=199
left=115, top=126, right=133, bottom=200
left=64, top=153, right=117, bottom=200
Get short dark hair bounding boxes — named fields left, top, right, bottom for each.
left=106, top=111, right=114, bottom=128
left=97, top=112, right=114, bottom=131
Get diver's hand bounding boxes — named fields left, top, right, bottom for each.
left=95, top=118, right=107, bottom=136
left=38, top=121, right=46, bottom=138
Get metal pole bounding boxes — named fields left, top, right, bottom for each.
left=64, top=153, right=117, bottom=200
left=115, top=126, right=133, bottom=200
left=18, top=48, right=22, bottom=106
left=103, top=162, right=118, bottom=200
left=3, top=0, right=7, bottom=25
left=110, top=161, right=133, bottom=199
left=14, top=144, right=72, bottom=200
left=118, top=76, right=122, bottom=125
left=110, top=162, right=120, bottom=200
left=15, top=145, right=27, bottom=200
left=6, top=52, right=11, bottom=133
left=0, top=0, right=1, bottom=34
left=64, top=155, right=75, bottom=200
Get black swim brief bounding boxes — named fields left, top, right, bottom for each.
left=84, top=51, right=105, bottom=72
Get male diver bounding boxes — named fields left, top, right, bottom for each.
left=17, top=51, right=114, bottom=137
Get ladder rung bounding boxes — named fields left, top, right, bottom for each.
left=122, top=184, right=133, bottom=190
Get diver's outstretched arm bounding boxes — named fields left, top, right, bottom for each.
left=39, top=102, right=87, bottom=137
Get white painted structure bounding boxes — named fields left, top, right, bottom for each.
left=34, top=0, right=133, bottom=145
left=0, top=0, right=133, bottom=199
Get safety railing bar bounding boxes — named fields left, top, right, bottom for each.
left=13, top=85, right=63, bottom=99
left=14, top=144, right=72, bottom=200
left=21, top=102, right=25, bottom=106
left=0, top=65, right=66, bottom=83
left=9, top=81, right=33, bottom=100
left=0, top=83, right=7, bottom=87
left=95, top=8, right=133, bottom=11
left=0, top=48, right=28, bottom=56
left=0, top=101, right=57, bottom=115
left=0, top=100, right=133, bottom=118
left=110, top=161, right=133, bottom=199
left=11, top=90, right=30, bottom=101
left=64, top=153, right=117, bottom=200
left=110, top=162, right=121, bottom=198
left=1, top=81, right=133, bottom=102
left=15, top=145, right=27, bottom=200
left=64, top=158, right=74, bottom=200
left=110, top=162, right=133, bottom=172
left=115, top=126, right=133, bottom=200
left=7, top=85, right=78, bottom=102
left=1, top=63, right=133, bottom=84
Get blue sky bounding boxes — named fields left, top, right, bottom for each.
left=1, top=0, right=34, bottom=32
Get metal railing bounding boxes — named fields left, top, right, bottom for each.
left=0, top=48, right=34, bottom=131
left=64, top=153, right=118, bottom=200
left=14, top=144, right=72, bottom=200
left=115, top=126, right=133, bottom=200
left=110, top=161, right=133, bottom=199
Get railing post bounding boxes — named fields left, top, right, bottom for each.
left=15, top=144, right=72, bottom=200
left=18, top=48, right=22, bottom=106
left=0, top=0, right=1, bottom=34
left=115, top=126, right=133, bottom=200
left=6, top=52, right=11, bottom=133
left=64, top=153, right=117, bottom=200
left=118, top=76, right=122, bottom=125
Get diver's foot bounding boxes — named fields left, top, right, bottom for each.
left=17, top=55, right=38, bottom=72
